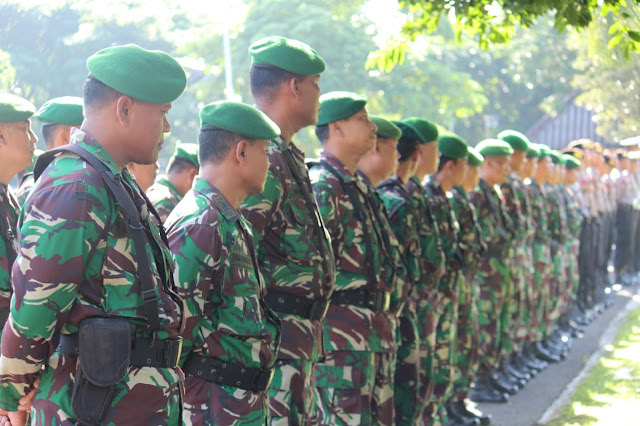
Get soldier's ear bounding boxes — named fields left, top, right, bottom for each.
left=115, top=95, right=134, bottom=126
left=235, top=139, right=249, bottom=163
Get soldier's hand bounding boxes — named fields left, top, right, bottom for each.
left=0, top=411, right=27, bottom=426
left=17, top=379, right=39, bottom=413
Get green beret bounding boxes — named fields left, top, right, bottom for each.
left=317, top=91, right=367, bottom=126
left=563, top=154, right=581, bottom=170
left=392, top=121, right=425, bottom=144
left=200, top=101, right=280, bottom=140
left=249, top=36, right=325, bottom=75
left=526, top=144, right=541, bottom=159
left=538, top=144, right=551, bottom=159
left=35, top=96, right=83, bottom=126
left=402, top=117, right=438, bottom=143
left=476, top=139, right=514, bottom=157
left=438, top=135, right=469, bottom=159
left=549, top=151, right=561, bottom=165
left=467, top=146, right=485, bottom=167
left=370, top=116, right=401, bottom=140
left=172, top=143, right=199, bottom=168
left=87, top=44, right=187, bottom=104
left=0, top=94, right=36, bottom=122
left=498, top=129, right=530, bottom=152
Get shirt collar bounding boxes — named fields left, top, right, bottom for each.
left=192, top=176, right=239, bottom=223
left=320, top=150, right=356, bottom=183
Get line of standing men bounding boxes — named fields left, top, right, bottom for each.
left=0, top=35, right=632, bottom=426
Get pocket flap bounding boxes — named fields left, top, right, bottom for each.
left=79, top=317, right=132, bottom=387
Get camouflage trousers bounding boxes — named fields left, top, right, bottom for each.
left=394, top=308, right=420, bottom=426
left=315, top=350, right=396, bottom=426
left=561, top=239, right=580, bottom=316
left=423, top=275, right=460, bottom=426
left=183, top=375, right=269, bottom=425
left=268, top=358, right=318, bottom=426
left=416, top=291, right=439, bottom=422
left=477, top=257, right=511, bottom=373
left=31, top=352, right=183, bottom=425
left=531, top=242, right=552, bottom=341
left=545, top=244, right=567, bottom=336
left=508, top=255, right=529, bottom=355
left=522, top=248, right=537, bottom=344
left=452, top=273, right=479, bottom=402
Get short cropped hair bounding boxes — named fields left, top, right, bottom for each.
left=199, top=129, right=256, bottom=165
left=82, top=76, right=122, bottom=109
left=166, top=157, right=197, bottom=175
left=249, top=65, right=306, bottom=100
left=397, top=137, right=419, bottom=163
left=314, top=124, right=330, bottom=144
left=41, top=123, right=63, bottom=148
left=437, top=155, right=457, bottom=172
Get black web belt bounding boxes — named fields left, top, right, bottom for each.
left=331, top=288, right=391, bottom=312
left=182, top=353, right=274, bottom=392
left=264, top=290, right=330, bottom=321
left=58, top=333, right=182, bottom=369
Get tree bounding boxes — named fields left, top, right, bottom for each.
left=368, top=0, right=640, bottom=71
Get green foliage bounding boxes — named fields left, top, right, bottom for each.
left=370, top=0, right=640, bottom=71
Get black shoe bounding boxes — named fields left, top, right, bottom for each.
left=456, top=400, right=492, bottom=426
left=506, top=357, right=531, bottom=381
left=490, top=371, right=519, bottom=395
left=512, top=352, right=536, bottom=377
left=469, top=385, right=509, bottom=403
left=535, top=342, right=561, bottom=363
left=446, top=404, right=481, bottom=426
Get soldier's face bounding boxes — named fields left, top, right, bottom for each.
left=487, top=156, right=509, bottom=183
left=341, top=108, right=377, bottom=157
left=376, top=137, right=400, bottom=180
left=509, top=150, right=525, bottom=174
left=418, top=142, right=438, bottom=176
left=128, top=161, right=159, bottom=192
left=128, top=100, right=172, bottom=164
left=243, top=139, right=271, bottom=195
left=565, top=169, right=578, bottom=184
left=451, top=157, right=467, bottom=186
left=0, top=120, right=37, bottom=178
left=296, top=75, right=321, bottom=127
left=463, top=164, right=480, bottom=191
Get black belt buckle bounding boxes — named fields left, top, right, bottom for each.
left=309, top=298, right=330, bottom=321
left=373, top=291, right=391, bottom=312
left=251, top=367, right=274, bottom=392
left=163, top=337, right=183, bottom=368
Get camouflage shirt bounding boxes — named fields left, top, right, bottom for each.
left=501, top=175, right=530, bottom=244
left=470, top=179, right=513, bottom=255
left=240, top=137, right=335, bottom=361
left=309, top=151, right=395, bottom=353
left=0, top=185, right=18, bottom=317
left=166, top=177, right=280, bottom=370
left=377, top=176, right=421, bottom=294
left=525, top=179, right=551, bottom=243
left=423, top=175, right=463, bottom=290
left=448, top=187, right=485, bottom=276
left=15, top=173, right=34, bottom=207
left=545, top=183, right=569, bottom=248
left=406, top=176, right=446, bottom=283
left=147, top=176, right=183, bottom=223
left=562, top=184, right=584, bottom=239
left=0, top=131, right=184, bottom=423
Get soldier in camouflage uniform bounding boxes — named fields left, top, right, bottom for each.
left=15, top=96, right=83, bottom=205
left=469, top=139, right=516, bottom=401
left=147, top=143, right=199, bottom=223
left=309, top=92, right=397, bottom=425
left=373, top=118, right=421, bottom=426
left=238, top=37, right=335, bottom=426
left=0, top=95, right=37, bottom=346
left=0, top=45, right=186, bottom=425
left=423, top=135, right=469, bottom=426
left=357, top=116, right=412, bottom=426
left=166, top=101, right=282, bottom=425
left=448, top=147, right=491, bottom=425
left=497, top=130, right=536, bottom=382
left=399, top=118, right=447, bottom=421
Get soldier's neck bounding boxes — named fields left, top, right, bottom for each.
left=253, top=102, right=299, bottom=146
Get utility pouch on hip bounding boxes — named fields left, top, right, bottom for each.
left=71, top=317, right=132, bottom=425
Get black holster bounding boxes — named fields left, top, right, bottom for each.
left=71, top=317, right=133, bottom=425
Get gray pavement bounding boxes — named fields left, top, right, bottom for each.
left=475, top=287, right=638, bottom=426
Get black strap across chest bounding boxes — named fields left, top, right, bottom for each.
left=34, top=144, right=170, bottom=333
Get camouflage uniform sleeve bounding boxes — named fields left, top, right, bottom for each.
left=0, top=164, right=108, bottom=411
left=310, top=170, right=342, bottom=260
left=169, top=222, right=223, bottom=365
left=240, top=166, right=284, bottom=241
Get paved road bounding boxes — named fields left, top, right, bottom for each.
left=476, top=287, right=637, bottom=426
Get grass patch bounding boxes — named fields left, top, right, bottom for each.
left=543, top=305, right=640, bottom=425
